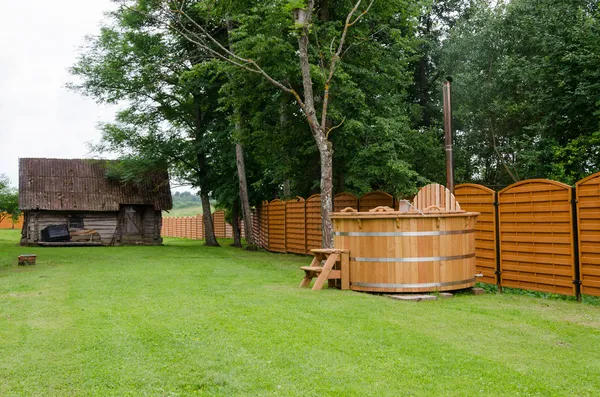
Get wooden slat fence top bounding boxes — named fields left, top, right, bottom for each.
left=576, top=171, right=600, bottom=296
left=576, top=171, right=600, bottom=187
left=455, top=183, right=496, bottom=194
left=499, top=179, right=571, bottom=194
left=287, top=196, right=305, bottom=203
left=335, top=192, right=358, bottom=199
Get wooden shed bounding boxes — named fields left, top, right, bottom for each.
left=19, top=158, right=172, bottom=246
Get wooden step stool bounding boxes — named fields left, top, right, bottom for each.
left=299, top=249, right=350, bottom=291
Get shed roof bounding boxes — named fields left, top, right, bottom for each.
left=19, top=158, right=172, bottom=211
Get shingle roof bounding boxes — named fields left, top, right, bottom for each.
left=19, top=158, right=172, bottom=211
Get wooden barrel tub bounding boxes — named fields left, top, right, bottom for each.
left=330, top=209, right=479, bottom=293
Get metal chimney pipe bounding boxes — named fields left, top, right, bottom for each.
left=443, top=78, right=455, bottom=193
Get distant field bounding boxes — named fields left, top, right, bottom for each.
left=162, top=205, right=204, bottom=217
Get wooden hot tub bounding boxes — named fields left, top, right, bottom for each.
left=330, top=208, right=479, bottom=293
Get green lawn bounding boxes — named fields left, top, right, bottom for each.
left=163, top=205, right=205, bottom=218
left=0, top=230, right=599, bottom=396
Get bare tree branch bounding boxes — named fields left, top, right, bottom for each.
left=320, top=0, right=374, bottom=131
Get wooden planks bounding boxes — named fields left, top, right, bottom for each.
left=212, top=211, right=226, bottom=238
left=285, top=197, right=306, bottom=254
left=414, top=183, right=461, bottom=211
left=259, top=201, right=269, bottom=249
left=358, top=191, right=394, bottom=212
left=305, top=194, right=323, bottom=253
left=576, top=172, right=600, bottom=296
left=0, top=213, right=23, bottom=229
left=455, top=184, right=497, bottom=285
left=498, top=180, right=576, bottom=296
left=332, top=213, right=478, bottom=293
left=268, top=200, right=286, bottom=253
left=334, top=192, right=358, bottom=212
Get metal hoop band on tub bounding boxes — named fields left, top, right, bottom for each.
left=350, top=253, right=475, bottom=263
left=334, top=229, right=475, bottom=237
left=351, top=278, right=476, bottom=289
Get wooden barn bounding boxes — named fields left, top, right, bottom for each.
left=19, top=158, right=172, bottom=246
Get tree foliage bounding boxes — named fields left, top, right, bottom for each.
left=0, top=175, right=19, bottom=224
left=442, top=0, right=600, bottom=187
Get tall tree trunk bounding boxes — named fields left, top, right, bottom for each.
left=296, top=0, right=334, bottom=248
left=235, top=139, right=256, bottom=248
left=192, top=93, right=219, bottom=247
left=231, top=200, right=242, bottom=247
left=319, top=141, right=334, bottom=248
left=283, top=180, right=291, bottom=196
left=200, top=189, right=219, bottom=247
left=280, top=96, right=292, bottom=197
left=227, top=20, right=256, bottom=249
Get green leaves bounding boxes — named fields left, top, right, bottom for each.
left=442, top=0, right=600, bottom=187
left=0, top=175, right=19, bottom=224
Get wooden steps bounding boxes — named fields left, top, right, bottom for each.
left=299, top=249, right=350, bottom=291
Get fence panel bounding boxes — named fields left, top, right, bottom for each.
left=259, top=201, right=269, bottom=249
left=306, top=194, right=322, bottom=253
left=334, top=193, right=358, bottom=212
left=251, top=210, right=260, bottom=247
left=212, top=211, right=226, bottom=238
left=576, top=173, right=600, bottom=296
left=359, top=191, right=394, bottom=212
left=455, top=184, right=497, bottom=285
left=285, top=197, right=306, bottom=254
left=0, top=214, right=23, bottom=229
left=268, top=200, right=286, bottom=253
left=498, top=180, right=576, bottom=296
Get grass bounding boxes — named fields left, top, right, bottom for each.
left=0, top=229, right=599, bottom=396
left=163, top=205, right=205, bottom=218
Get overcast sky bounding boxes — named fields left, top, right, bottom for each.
left=0, top=0, right=119, bottom=188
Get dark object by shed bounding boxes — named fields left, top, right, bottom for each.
left=41, top=224, right=70, bottom=242
left=18, top=255, right=37, bottom=265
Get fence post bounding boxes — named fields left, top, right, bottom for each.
left=571, top=188, right=582, bottom=302
left=494, top=191, right=503, bottom=293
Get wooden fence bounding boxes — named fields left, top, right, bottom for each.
left=162, top=177, right=600, bottom=299
left=161, top=210, right=243, bottom=240
left=0, top=214, right=23, bottom=229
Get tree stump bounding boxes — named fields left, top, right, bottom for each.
left=18, top=255, right=37, bottom=266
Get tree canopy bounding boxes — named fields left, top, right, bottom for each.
left=70, top=0, right=600, bottom=244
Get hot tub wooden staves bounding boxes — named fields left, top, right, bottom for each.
left=330, top=209, right=480, bottom=293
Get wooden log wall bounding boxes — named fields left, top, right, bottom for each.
left=22, top=211, right=119, bottom=244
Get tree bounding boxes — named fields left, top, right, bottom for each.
left=138, top=0, right=420, bottom=247
left=69, top=7, right=227, bottom=245
left=442, top=0, right=600, bottom=187
left=0, top=175, right=19, bottom=226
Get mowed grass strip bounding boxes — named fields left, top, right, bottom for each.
left=0, top=230, right=599, bottom=396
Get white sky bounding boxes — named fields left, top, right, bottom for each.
left=0, top=0, right=119, bottom=188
